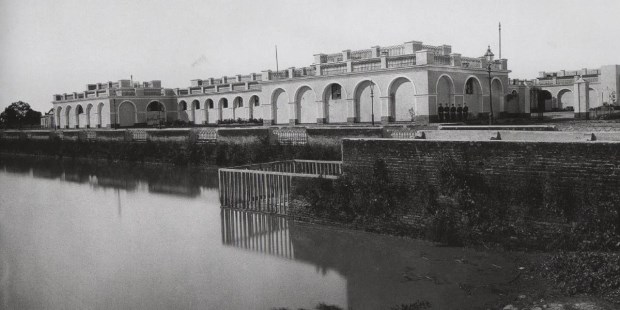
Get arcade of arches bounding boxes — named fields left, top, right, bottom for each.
left=52, top=72, right=514, bottom=128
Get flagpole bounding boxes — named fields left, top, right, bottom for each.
left=275, top=45, right=279, bottom=72
left=499, top=22, right=502, bottom=59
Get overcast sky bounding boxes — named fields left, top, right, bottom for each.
left=1, top=0, right=619, bottom=112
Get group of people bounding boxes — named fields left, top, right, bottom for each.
left=438, top=103, right=468, bottom=122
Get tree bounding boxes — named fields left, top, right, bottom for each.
left=0, top=101, right=42, bottom=129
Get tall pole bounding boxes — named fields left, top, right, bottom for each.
left=488, top=66, right=494, bottom=125
left=275, top=45, right=279, bottom=73
left=370, top=81, right=375, bottom=126
left=499, top=22, right=502, bottom=60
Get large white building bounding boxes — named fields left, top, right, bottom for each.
left=52, top=40, right=517, bottom=128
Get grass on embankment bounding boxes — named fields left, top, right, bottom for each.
left=292, top=158, right=620, bottom=304
left=0, top=137, right=341, bottom=167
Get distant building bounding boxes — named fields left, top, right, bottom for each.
left=51, top=40, right=518, bottom=128
left=52, top=80, right=177, bottom=129
left=40, top=108, right=55, bottom=128
left=508, top=65, right=620, bottom=118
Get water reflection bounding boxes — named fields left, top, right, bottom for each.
left=1, top=156, right=523, bottom=310
left=222, top=208, right=523, bottom=310
left=221, top=208, right=294, bottom=259
left=0, top=156, right=217, bottom=196
left=0, top=161, right=348, bottom=310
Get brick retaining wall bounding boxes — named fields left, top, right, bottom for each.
left=342, top=138, right=620, bottom=195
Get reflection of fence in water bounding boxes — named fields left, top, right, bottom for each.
left=218, top=160, right=341, bottom=215
left=220, top=208, right=294, bottom=259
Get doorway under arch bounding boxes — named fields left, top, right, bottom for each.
left=65, top=106, right=72, bottom=128
left=118, top=101, right=136, bottom=127
left=272, top=89, right=289, bottom=125
left=557, top=89, right=574, bottom=110
left=436, top=75, right=455, bottom=108
left=147, top=101, right=165, bottom=126
left=249, top=95, right=260, bottom=120
left=389, top=78, right=416, bottom=122
left=295, top=86, right=316, bottom=124
left=323, top=83, right=346, bottom=123
left=464, top=77, right=483, bottom=114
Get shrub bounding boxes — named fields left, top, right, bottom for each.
left=291, top=155, right=620, bottom=250
left=542, top=252, right=620, bottom=304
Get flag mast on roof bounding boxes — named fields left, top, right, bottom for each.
left=499, top=22, right=502, bottom=59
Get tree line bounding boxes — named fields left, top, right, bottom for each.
left=0, top=101, right=43, bottom=129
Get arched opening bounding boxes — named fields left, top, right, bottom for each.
left=491, top=79, right=503, bottom=116
left=389, top=78, right=416, bottom=122
left=464, top=77, right=483, bottom=114
left=295, top=86, right=316, bottom=124
left=353, top=81, right=378, bottom=123
left=178, top=100, right=188, bottom=122
left=118, top=101, right=136, bottom=127
left=272, top=89, right=289, bottom=125
left=206, top=99, right=215, bottom=124
left=323, top=83, right=346, bottom=123
left=97, top=103, right=104, bottom=127
left=65, top=106, right=72, bottom=128
left=249, top=95, right=260, bottom=120
left=75, top=105, right=84, bottom=128
left=219, top=98, right=229, bottom=121
left=147, top=101, right=165, bottom=126
left=558, top=89, right=574, bottom=110
left=56, top=107, right=62, bottom=129
left=233, top=97, right=244, bottom=120
left=86, top=104, right=93, bottom=128
left=191, top=100, right=200, bottom=124
left=436, top=75, right=455, bottom=108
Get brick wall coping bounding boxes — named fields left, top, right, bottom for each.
left=342, top=137, right=620, bottom=145
left=438, top=125, right=557, bottom=131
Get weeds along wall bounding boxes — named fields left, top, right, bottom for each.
left=342, top=139, right=620, bottom=194
left=284, top=138, right=620, bottom=250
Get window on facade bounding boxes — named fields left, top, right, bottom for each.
left=236, top=98, right=243, bottom=108
left=222, top=100, right=229, bottom=108
left=254, top=97, right=260, bottom=106
left=208, top=100, right=214, bottom=109
left=180, top=102, right=187, bottom=111
left=77, top=106, right=84, bottom=114
left=331, top=84, right=342, bottom=100
left=147, top=102, right=163, bottom=111
left=194, top=101, right=200, bottom=109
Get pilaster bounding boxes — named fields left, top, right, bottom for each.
left=574, top=78, right=590, bottom=119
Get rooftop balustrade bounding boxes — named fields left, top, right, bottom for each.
left=54, top=40, right=508, bottom=102
left=53, top=80, right=168, bottom=103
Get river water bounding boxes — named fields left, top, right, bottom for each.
left=0, top=156, right=523, bottom=310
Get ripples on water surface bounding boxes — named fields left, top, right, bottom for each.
left=0, top=156, right=522, bottom=310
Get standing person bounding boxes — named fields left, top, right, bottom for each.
left=438, top=103, right=444, bottom=122
left=457, top=104, right=463, bottom=121
left=450, top=104, right=456, bottom=122
left=463, top=103, right=469, bottom=121
left=444, top=103, right=450, bottom=121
